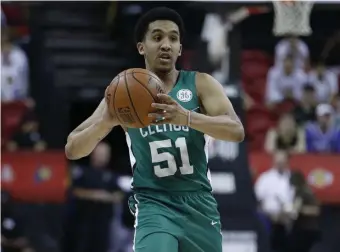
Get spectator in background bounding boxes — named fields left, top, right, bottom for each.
left=275, top=36, right=309, bottom=70
left=305, top=103, right=340, bottom=153
left=255, top=151, right=295, bottom=252
left=333, top=93, right=340, bottom=128
left=293, top=85, right=317, bottom=125
left=308, top=61, right=338, bottom=103
left=5, top=100, right=46, bottom=152
left=62, top=142, right=123, bottom=252
left=1, top=28, right=29, bottom=102
left=265, top=55, right=308, bottom=108
left=110, top=176, right=134, bottom=252
left=288, top=170, right=320, bottom=252
left=200, top=12, right=231, bottom=84
left=1, top=191, right=34, bottom=252
left=265, top=113, right=305, bottom=154
left=2, top=7, right=7, bottom=27
left=200, top=7, right=254, bottom=84
left=321, top=30, right=340, bottom=68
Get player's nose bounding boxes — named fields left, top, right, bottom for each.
left=160, top=40, right=171, bottom=51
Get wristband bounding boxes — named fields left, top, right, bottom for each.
left=187, top=110, right=191, bottom=127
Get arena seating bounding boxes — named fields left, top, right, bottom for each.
left=242, top=50, right=274, bottom=151
left=1, top=101, right=28, bottom=146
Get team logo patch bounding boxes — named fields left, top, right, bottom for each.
left=176, top=89, right=192, bottom=102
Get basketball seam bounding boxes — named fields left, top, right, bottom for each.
left=130, top=71, right=158, bottom=102
left=124, top=71, right=145, bottom=127
left=130, top=71, right=163, bottom=84
left=112, top=76, right=125, bottom=126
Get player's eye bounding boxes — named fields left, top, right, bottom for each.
left=170, top=36, right=178, bottom=42
left=153, top=35, right=162, bottom=42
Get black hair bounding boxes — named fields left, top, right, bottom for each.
left=284, top=54, right=294, bottom=61
left=316, top=60, right=325, bottom=66
left=134, top=7, right=185, bottom=43
left=303, top=84, right=315, bottom=92
left=290, top=170, right=306, bottom=187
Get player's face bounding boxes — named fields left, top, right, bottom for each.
left=137, top=20, right=182, bottom=73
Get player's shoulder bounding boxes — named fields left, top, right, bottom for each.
left=180, top=70, right=214, bottom=80
left=194, top=72, right=224, bottom=97
left=194, top=72, right=217, bottom=86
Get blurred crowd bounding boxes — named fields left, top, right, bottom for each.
left=62, top=142, right=134, bottom=252
left=245, top=23, right=339, bottom=252
left=244, top=22, right=340, bottom=252
left=1, top=2, right=340, bottom=252
left=255, top=151, right=320, bottom=252
left=1, top=3, right=47, bottom=153
left=193, top=6, right=340, bottom=154
left=263, top=36, right=340, bottom=154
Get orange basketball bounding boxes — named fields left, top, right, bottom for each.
left=105, top=68, right=164, bottom=128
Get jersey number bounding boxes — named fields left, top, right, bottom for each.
left=149, top=137, right=194, bottom=177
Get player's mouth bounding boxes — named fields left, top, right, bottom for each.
left=159, top=53, right=172, bottom=63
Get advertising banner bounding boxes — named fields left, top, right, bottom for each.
left=250, top=153, right=340, bottom=204
left=1, top=151, right=67, bottom=203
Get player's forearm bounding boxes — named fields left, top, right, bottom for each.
left=189, top=112, right=245, bottom=142
left=65, top=121, right=113, bottom=160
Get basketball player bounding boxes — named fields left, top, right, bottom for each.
left=65, top=7, right=244, bottom=252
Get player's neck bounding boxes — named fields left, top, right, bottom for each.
left=152, top=68, right=180, bottom=89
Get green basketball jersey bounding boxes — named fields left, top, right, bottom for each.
left=126, top=70, right=212, bottom=192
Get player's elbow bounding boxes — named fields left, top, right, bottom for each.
left=65, top=142, right=84, bottom=160
left=228, top=124, right=245, bottom=142
left=216, top=122, right=245, bottom=142
left=233, top=126, right=245, bottom=142
left=65, top=143, right=76, bottom=160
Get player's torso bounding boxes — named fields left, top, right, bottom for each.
left=126, top=70, right=212, bottom=192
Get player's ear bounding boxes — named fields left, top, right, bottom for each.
left=137, top=42, right=145, bottom=56
left=178, top=44, right=182, bottom=56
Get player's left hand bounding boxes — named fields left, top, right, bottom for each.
left=149, top=94, right=189, bottom=126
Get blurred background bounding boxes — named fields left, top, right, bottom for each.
left=1, top=1, right=340, bottom=252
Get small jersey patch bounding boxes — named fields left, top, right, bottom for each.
left=177, top=89, right=193, bottom=102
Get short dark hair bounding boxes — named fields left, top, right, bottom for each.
left=284, top=54, right=294, bottom=61
left=316, top=60, right=325, bottom=66
left=134, top=7, right=185, bottom=43
left=290, top=170, right=306, bottom=187
left=303, top=84, right=315, bottom=92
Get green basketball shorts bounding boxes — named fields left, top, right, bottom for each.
left=128, top=190, right=222, bottom=252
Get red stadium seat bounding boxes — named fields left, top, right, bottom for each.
left=242, top=50, right=272, bottom=65
left=241, top=50, right=275, bottom=150
left=246, top=105, right=274, bottom=134
left=242, top=63, right=269, bottom=80
left=1, top=101, right=28, bottom=145
left=248, top=134, right=267, bottom=151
